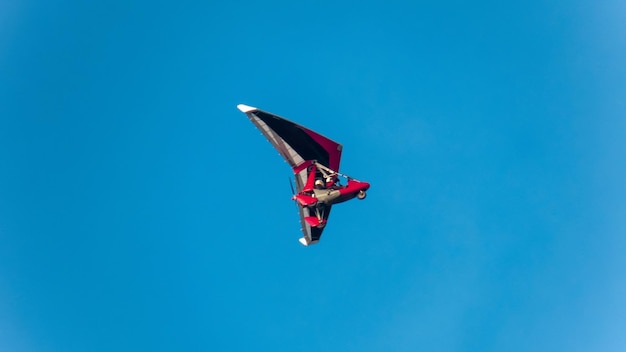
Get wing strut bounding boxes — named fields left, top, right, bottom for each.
left=312, top=161, right=361, bottom=181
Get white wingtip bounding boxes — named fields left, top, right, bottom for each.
left=237, top=104, right=257, bottom=113
left=299, top=237, right=310, bottom=246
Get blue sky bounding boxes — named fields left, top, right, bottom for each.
left=1, top=0, right=625, bottom=351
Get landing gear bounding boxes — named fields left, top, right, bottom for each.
left=357, top=190, right=367, bottom=200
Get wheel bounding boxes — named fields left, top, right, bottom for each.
left=357, top=190, right=367, bottom=200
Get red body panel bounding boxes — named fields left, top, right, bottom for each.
left=339, top=179, right=370, bottom=196
left=334, top=180, right=371, bottom=203
left=305, top=216, right=327, bottom=227
left=294, top=194, right=318, bottom=206
left=303, top=163, right=317, bottom=192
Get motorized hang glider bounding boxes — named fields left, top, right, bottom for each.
left=237, top=104, right=370, bottom=246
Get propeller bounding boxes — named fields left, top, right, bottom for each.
left=289, top=177, right=301, bottom=212
left=289, top=177, right=296, bottom=196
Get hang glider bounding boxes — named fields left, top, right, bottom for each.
left=237, top=104, right=370, bottom=246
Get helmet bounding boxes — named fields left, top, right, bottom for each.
left=315, top=179, right=324, bottom=188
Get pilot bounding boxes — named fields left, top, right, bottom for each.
left=326, top=175, right=340, bottom=189
left=314, top=179, right=325, bottom=189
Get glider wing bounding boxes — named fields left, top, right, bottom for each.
left=237, top=104, right=341, bottom=245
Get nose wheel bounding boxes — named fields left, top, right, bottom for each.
left=357, top=190, right=367, bottom=200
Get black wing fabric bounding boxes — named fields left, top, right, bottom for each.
left=238, top=105, right=342, bottom=171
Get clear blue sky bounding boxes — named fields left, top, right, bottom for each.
left=1, top=1, right=625, bottom=351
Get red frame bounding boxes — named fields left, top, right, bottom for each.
left=292, top=163, right=370, bottom=207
